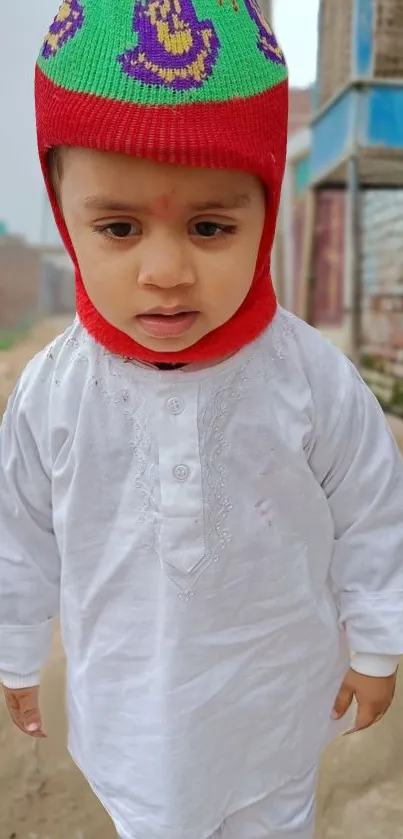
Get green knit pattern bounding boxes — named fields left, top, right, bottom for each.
left=37, top=0, right=287, bottom=105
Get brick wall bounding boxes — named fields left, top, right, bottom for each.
left=317, top=0, right=353, bottom=107
left=288, top=89, right=312, bottom=137
left=41, top=259, right=75, bottom=316
left=0, top=237, right=40, bottom=330
left=361, top=190, right=403, bottom=416
left=374, top=0, right=403, bottom=77
left=317, top=0, right=403, bottom=99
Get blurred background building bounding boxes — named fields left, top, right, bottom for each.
left=40, top=191, right=75, bottom=318
left=0, top=188, right=74, bottom=335
left=276, top=0, right=403, bottom=417
left=0, top=225, right=42, bottom=332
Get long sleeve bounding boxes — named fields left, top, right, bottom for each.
left=307, top=353, right=403, bottom=661
left=0, top=371, right=60, bottom=688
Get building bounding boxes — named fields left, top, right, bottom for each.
left=0, top=236, right=41, bottom=331
left=288, top=89, right=312, bottom=136
left=40, top=191, right=75, bottom=317
left=39, top=247, right=75, bottom=317
left=0, top=227, right=75, bottom=332
left=273, top=88, right=317, bottom=311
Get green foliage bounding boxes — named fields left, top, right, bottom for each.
left=0, top=328, right=28, bottom=352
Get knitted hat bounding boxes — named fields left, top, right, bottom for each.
left=35, top=0, right=288, bottom=364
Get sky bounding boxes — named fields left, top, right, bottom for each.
left=0, top=0, right=319, bottom=243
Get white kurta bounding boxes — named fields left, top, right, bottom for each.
left=1, top=309, right=403, bottom=839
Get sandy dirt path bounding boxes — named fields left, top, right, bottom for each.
left=1, top=319, right=402, bottom=839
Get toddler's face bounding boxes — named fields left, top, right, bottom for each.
left=57, top=148, right=265, bottom=353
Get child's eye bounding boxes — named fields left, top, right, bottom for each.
left=98, top=222, right=139, bottom=239
left=191, top=221, right=237, bottom=239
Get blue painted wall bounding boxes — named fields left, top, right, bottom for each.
left=353, top=0, right=374, bottom=77
left=309, top=0, right=403, bottom=185
left=366, top=86, right=403, bottom=148
left=294, top=156, right=311, bottom=196
left=310, top=90, right=357, bottom=182
left=310, top=84, right=403, bottom=185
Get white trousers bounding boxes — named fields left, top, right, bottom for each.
left=210, top=766, right=317, bottom=839
left=117, top=765, right=317, bottom=839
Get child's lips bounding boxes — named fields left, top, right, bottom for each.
left=136, top=311, right=198, bottom=338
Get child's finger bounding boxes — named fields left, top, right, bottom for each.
left=18, top=689, right=46, bottom=737
left=332, top=684, right=354, bottom=719
left=353, top=702, right=382, bottom=732
left=3, top=692, right=24, bottom=732
left=3, top=686, right=46, bottom=738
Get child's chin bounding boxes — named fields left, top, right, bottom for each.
left=126, top=329, right=200, bottom=355
left=129, top=322, right=207, bottom=354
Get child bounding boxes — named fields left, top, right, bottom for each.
left=1, top=2, right=403, bottom=838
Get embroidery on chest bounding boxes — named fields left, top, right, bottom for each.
left=89, top=374, right=159, bottom=536
left=65, top=323, right=298, bottom=602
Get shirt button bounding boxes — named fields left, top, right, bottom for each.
left=173, top=464, right=189, bottom=482
left=166, top=396, right=184, bottom=415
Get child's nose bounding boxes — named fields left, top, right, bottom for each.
left=137, top=245, right=195, bottom=290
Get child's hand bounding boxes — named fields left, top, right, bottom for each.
left=2, top=685, right=46, bottom=738
left=332, top=668, right=396, bottom=733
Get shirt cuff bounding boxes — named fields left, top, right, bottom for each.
left=0, top=671, right=41, bottom=689
left=350, top=653, right=399, bottom=677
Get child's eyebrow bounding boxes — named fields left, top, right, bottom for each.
left=82, top=193, right=251, bottom=214
left=83, top=196, right=145, bottom=213
left=189, top=194, right=251, bottom=211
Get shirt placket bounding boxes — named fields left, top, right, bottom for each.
left=156, top=381, right=205, bottom=574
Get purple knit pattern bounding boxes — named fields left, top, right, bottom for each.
left=244, top=0, right=285, bottom=64
left=118, top=0, right=220, bottom=90
left=42, top=0, right=84, bottom=59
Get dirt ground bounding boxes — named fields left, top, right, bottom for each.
left=1, top=318, right=403, bottom=839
